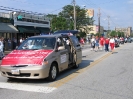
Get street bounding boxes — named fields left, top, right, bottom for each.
left=0, top=43, right=133, bottom=99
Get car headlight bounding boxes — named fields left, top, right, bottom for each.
left=42, top=59, right=49, bottom=65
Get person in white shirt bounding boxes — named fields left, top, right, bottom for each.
left=109, top=37, right=115, bottom=54
left=0, top=38, right=4, bottom=58
left=91, top=36, right=96, bottom=51
left=20, top=37, right=23, bottom=44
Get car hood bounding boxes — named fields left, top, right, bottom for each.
left=1, top=50, right=53, bottom=66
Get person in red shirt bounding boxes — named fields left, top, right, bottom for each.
left=99, top=36, right=104, bottom=50
left=104, top=37, right=110, bottom=52
left=80, top=38, right=85, bottom=47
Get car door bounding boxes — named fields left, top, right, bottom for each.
left=56, top=37, right=69, bottom=71
left=69, top=36, right=82, bottom=64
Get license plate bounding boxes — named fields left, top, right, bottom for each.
left=11, top=69, right=20, bottom=75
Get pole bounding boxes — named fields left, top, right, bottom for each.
left=107, top=16, right=110, bottom=35
left=107, top=16, right=110, bottom=37
left=98, top=8, right=101, bottom=36
left=73, top=0, right=76, bottom=30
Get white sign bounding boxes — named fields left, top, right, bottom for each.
left=60, top=54, right=67, bottom=63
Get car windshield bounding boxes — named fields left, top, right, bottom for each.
left=17, top=37, right=56, bottom=50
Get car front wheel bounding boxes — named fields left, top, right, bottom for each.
left=47, top=63, right=58, bottom=81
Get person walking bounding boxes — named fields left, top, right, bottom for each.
left=109, top=37, right=115, bottom=54
left=91, top=36, right=95, bottom=51
left=80, top=38, right=85, bottom=47
left=95, top=36, right=99, bottom=52
left=99, top=36, right=104, bottom=50
left=104, top=37, right=110, bottom=52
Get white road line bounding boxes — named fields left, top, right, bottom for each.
left=0, top=82, right=56, bottom=93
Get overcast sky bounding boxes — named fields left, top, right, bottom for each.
left=0, top=0, right=133, bottom=30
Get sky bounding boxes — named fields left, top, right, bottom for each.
left=0, top=0, right=133, bottom=30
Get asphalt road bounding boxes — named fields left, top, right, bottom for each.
left=0, top=43, right=133, bottom=99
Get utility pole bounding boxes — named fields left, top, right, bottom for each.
left=98, top=8, right=101, bottom=36
left=73, top=0, right=76, bottom=30
left=107, top=16, right=110, bottom=34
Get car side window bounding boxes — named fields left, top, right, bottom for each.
left=57, top=37, right=64, bottom=47
left=70, top=36, right=80, bottom=47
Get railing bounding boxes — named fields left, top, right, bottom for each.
left=0, top=12, right=12, bottom=18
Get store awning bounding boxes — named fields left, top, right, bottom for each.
left=17, top=26, right=40, bottom=33
left=36, top=27, right=50, bottom=34
left=0, top=23, right=18, bottom=33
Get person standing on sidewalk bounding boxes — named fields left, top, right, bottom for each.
left=91, top=36, right=95, bottom=51
left=109, top=37, right=115, bottom=54
left=0, top=37, right=4, bottom=58
left=104, top=37, right=110, bottom=52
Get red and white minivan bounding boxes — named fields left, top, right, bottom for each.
left=0, top=34, right=82, bottom=81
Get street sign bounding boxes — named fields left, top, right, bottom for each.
left=17, top=15, right=23, bottom=19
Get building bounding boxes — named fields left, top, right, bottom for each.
left=0, top=12, right=18, bottom=38
left=81, top=25, right=104, bottom=35
left=0, top=11, right=51, bottom=50
left=115, top=27, right=132, bottom=37
left=86, top=9, right=94, bottom=18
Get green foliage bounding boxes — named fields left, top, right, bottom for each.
left=130, top=33, right=133, bottom=37
left=79, top=32, right=86, bottom=38
left=95, top=33, right=102, bottom=37
left=51, top=16, right=68, bottom=31
left=110, top=31, right=117, bottom=37
left=109, top=30, right=125, bottom=37
left=46, top=4, right=95, bottom=36
left=58, top=5, right=94, bottom=30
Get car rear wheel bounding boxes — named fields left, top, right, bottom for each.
left=47, top=63, right=58, bottom=81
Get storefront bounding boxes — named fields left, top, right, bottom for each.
left=17, top=26, right=40, bottom=39
left=0, top=22, right=18, bottom=50
left=0, top=12, right=51, bottom=50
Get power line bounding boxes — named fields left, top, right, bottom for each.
left=81, top=0, right=122, bottom=29
left=0, top=6, right=46, bottom=15
left=8, top=0, right=59, bottom=6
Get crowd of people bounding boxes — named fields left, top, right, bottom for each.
left=88, top=36, right=117, bottom=54
left=79, top=36, right=118, bottom=54
left=0, top=36, right=28, bottom=58
left=89, top=36, right=130, bottom=54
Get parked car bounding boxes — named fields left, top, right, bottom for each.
left=0, top=34, right=82, bottom=81
left=115, top=40, right=120, bottom=47
left=127, top=38, right=132, bottom=43
left=120, top=37, right=124, bottom=44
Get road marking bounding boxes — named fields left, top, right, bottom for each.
left=0, top=45, right=124, bottom=93
left=49, top=52, right=111, bottom=88
left=0, top=82, right=56, bottom=93
left=49, top=45, right=124, bottom=88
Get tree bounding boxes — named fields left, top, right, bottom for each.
left=110, top=31, right=117, bottom=37
left=59, top=5, right=94, bottom=30
left=109, top=30, right=125, bottom=37
left=51, top=16, right=68, bottom=31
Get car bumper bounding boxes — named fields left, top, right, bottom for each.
left=0, top=65, right=50, bottom=79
